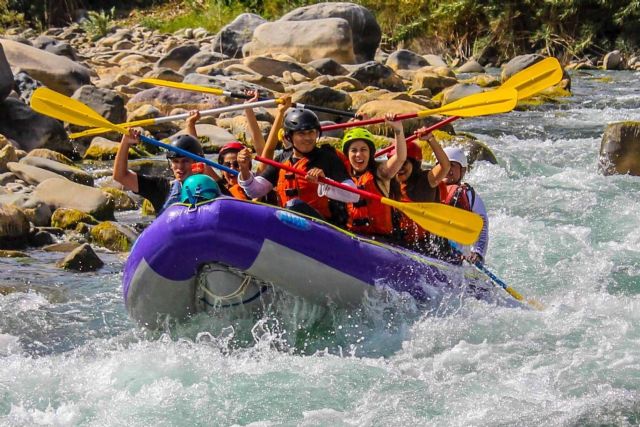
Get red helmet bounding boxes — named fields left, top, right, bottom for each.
left=389, top=140, right=422, bottom=161
left=217, top=141, right=244, bottom=163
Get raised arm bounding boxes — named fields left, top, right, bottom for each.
left=243, top=90, right=265, bottom=157
left=113, top=129, right=141, bottom=192
left=185, top=110, right=200, bottom=138
left=259, top=95, right=292, bottom=173
left=424, top=130, right=450, bottom=187
left=378, top=113, right=406, bottom=179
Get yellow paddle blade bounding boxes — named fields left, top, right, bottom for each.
left=68, top=117, right=158, bottom=139
left=501, top=57, right=563, bottom=100
left=416, top=87, right=517, bottom=118
left=381, top=197, right=483, bottom=245
left=31, top=87, right=127, bottom=134
left=141, top=78, right=226, bottom=96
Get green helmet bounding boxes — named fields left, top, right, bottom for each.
left=341, top=127, right=376, bottom=156
left=180, top=174, right=221, bottom=204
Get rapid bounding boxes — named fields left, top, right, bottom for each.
left=0, top=70, right=639, bottom=426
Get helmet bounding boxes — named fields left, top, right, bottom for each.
left=217, top=141, right=244, bottom=163
left=166, top=134, right=204, bottom=159
left=341, top=128, right=376, bottom=156
left=283, top=108, right=321, bottom=137
left=180, top=174, right=220, bottom=204
left=389, top=140, right=423, bottom=161
left=443, top=147, right=468, bottom=168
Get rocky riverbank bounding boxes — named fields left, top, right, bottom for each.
left=0, top=2, right=635, bottom=270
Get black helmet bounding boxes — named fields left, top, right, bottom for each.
left=166, top=135, right=204, bottom=159
left=283, top=108, right=321, bottom=138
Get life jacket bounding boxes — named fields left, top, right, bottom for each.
left=396, top=181, right=431, bottom=243
left=439, top=182, right=475, bottom=211
left=227, top=183, right=249, bottom=200
left=159, top=179, right=182, bottom=214
left=276, top=156, right=332, bottom=219
left=346, top=170, right=393, bottom=235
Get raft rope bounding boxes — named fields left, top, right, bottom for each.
left=197, top=265, right=254, bottom=301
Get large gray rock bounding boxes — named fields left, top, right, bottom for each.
left=0, top=204, right=30, bottom=249
left=501, top=54, right=545, bottom=82
left=0, top=97, right=72, bottom=156
left=211, top=13, right=266, bottom=59
left=56, top=243, right=104, bottom=272
left=243, top=56, right=315, bottom=78
left=347, top=61, right=406, bottom=91
left=291, top=86, right=352, bottom=121
left=183, top=73, right=273, bottom=99
left=19, top=156, right=93, bottom=186
left=71, top=85, right=126, bottom=124
left=0, top=44, right=13, bottom=101
left=0, top=39, right=90, bottom=95
left=156, top=44, right=200, bottom=71
left=307, top=58, right=348, bottom=76
left=33, top=35, right=77, bottom=61
left=598, top=121, right=640, bottom=176
left=126, top=86, right=225, bottom=115
left=441, top=83, right=484, bottom=105
left=7, top=162, right=65, bottom=185
left=386, top=49, right=428, bottom=71
left=280, top=2, right=380, bottom=63
left=246, top=19, right=356, bottom=64
left=34, top=178, right=115, bottom=220
left=603, top=50, right=623, bottom=70
left=178, top=51, right=228, bottom=75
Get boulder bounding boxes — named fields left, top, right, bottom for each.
left=423, top=54, right=448, bottom=67
left=13, top=70, right=42, bottom=104
left=0, top=204, right=30, bottom=249
left=34, top=178, right=115, bottom=220
left=0, top=98, right=72, bottom=156
left=501, top=54, right=545, bottom=82
left=0, top=44, right=13, bottom=101
left=0, top=144, right=18, bottom=173
left=307, top=58, right=348, bottom=76
left=43, top=241, right=82, bottom=252
left=171, top=124, right=237, bottom=153
left=183, top=73, right=273, bottom=99
left=347, top=62, right=406, bottom=91
left=28, top=230, right=55, bottom=247
left=6, top=161, right=65, bottom=185
left=178, top=51, right=228, bottom=75
left=126, top=86, right=224, bottom=115
left=90, top=221, right=136, bottom=252
left=280, top=2, right=380, bottom=62
left=33, top=36, right=77, bottom=61
left=456, top=59, right=485, bottom=73
left=598, top=121, right=640, bottom=176
left=243, top=56, right=316, bottom=78
left=25, top=148, right=74, bottom=165
left=211, top=13, right=266, bottom=58
left=101, top=187, right=137, bottom=211
left=0, top=39, right=90, bottom=95
left=441, top=83, right=484, bottom=105
left=50, top=207, right=98, bottom=229
left=246, top=18, right=356, bottom=64
left=412, top=71, right=457, bottom=95
left=127, top=104, right=179, bottom=135
left=56, top=243, right=104, bottom=272
left=291, top=86, right=352, bottom=121
left=71, top=85, right=126, bottom=125
left=603, top=50, right=623, bottom=70
left=356, top=99, right=445, bottom=136
left=19, top=197, right=52, bottom=227
left=386, top=49, right=428, bottom=71
left=142, top=67, right=184, bottom=82
left=155, top=44, right=200, bottom=71
left=83, top=137, right=148, bottom=161
left=19, top=156, right=93, bottom=186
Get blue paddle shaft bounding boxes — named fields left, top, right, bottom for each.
left=139, top=135, right=239, bottom=176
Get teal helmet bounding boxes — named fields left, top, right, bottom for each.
left=180, top=174, right=221, bottom=204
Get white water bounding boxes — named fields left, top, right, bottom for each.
left=0, top=71, right=639, bottom=426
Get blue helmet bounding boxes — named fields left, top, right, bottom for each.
left=180, top=174, right=220, bottom=204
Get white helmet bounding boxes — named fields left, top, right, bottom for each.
left=443, top=147, right=468, bottom=168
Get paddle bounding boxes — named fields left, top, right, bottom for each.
left=31, top=87, right=239, bottom=175
left=374, top=57, right=563, bottom=158
left=68, top=98, right=280, bottom=139
left=31, top=87, right=483, bottom=245
left=320, top=87, right=518, bottom=132
left=141, top=78, right=357, bottom=118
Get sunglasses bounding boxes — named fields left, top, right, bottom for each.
left=223, top=161, right=240, bottom=169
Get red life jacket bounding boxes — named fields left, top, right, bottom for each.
left=397, top=180, right=432, bottom=243
left=346, top=170, right=393, bottom=235
left=276, top=156, right=332, bottom=219
left=439, top=182, right=474, bottom=211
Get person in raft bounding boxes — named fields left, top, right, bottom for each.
left=180, top=173, right=221, bottom=205
left=340, top=115, right=406, bottom=239
left=438, top=147, right=488, bottom=264
left=113, top=110, right=218, bottom=215
left=236, top=108, right=359, bottom=223
left=390, top=129, right=451, bottom=257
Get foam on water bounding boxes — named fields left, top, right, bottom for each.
left=1, top=72, right=640, bottom=425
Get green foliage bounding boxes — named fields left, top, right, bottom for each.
left=0, top=0, right=24, bottom=30
left=82, top=6, right=115, bottom=39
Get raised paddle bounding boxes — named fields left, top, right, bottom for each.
left=31, top=87, right=483, bottom=245
left=321, top=87, right=518, bottom=132
left=68, top=98, right=280, bottom=139
left=375, top=57, right=564, bottom=158
left=141, top=78, right=357, bottom=118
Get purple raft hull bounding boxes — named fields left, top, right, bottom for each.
left=123, top=198, right=520, bottom=328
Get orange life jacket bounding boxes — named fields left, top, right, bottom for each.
left=346, top=171, right=393, bottom=235
left=227, top=183, right=249, bottom=200
left=276, top=156, right=332, bottom=219
left=397, top=181, right=431, bottom=243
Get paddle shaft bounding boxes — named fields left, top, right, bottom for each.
left=374, top=115, right=460, bottom=158
left=322, top=112, right=419, bottom=132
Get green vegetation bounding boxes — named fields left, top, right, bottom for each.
left=81, top=6, right=114, bottom=39
left=0, top=0, right=24, bottom=30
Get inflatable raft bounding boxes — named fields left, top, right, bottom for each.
left=123, top=197, right=523, bottom=328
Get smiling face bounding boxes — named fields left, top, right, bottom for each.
left=347, top=140, right=371, bottom=173
left=444, top=161, right=465, bottom=185
left=290, top=129, right=318, bottom=156
left=169, top=157, right=195, bottom=182
left=395, top=159, right=414, bottom=183
left=221, top=151, right=239, bottom=184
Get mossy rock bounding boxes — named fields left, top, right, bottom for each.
left=26, top=149, right=74, bottom=166
left=90, top=221, right=135, bottom=252
left=51, top=208, right=98, bottom=230
left=0, top=250, right=30, bottom=258
left=141, top=198, right=156, bottom=216
left=102, top=188, right=137, bottom=211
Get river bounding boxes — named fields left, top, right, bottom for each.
left=0, top=70, right=639, bottom=426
